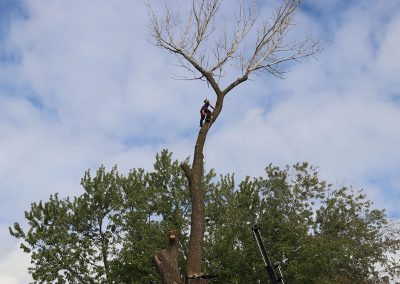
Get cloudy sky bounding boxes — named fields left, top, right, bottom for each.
left=0, top=0, right=399, bottom=283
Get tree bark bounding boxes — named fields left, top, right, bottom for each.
left=182, top=97, right=224, bottom=282
left=154, top=230, right=183, bottom=284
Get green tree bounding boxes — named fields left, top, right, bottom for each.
left=204, top=163, right=400, bottom=284
left=9, top=166, right=124, bottom=283
left=10, top=153, right=400, bottom=283
left=10, top=150, right=191, bottom=284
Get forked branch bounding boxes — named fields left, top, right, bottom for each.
left=148, top=0, right=320, bottom=96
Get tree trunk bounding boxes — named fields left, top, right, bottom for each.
left=185, top=145, right=206, bottom=283
left=154, top=230, right=183, bottom=284
left=155, top=124, right=212, bottom=284
left=183, top=111, right=220, bottom=283
left=155, top=85, right=225, bottom=284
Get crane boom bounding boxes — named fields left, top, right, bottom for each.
left=252, top=225, right=285, bottom=284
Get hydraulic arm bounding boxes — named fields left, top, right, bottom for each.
left=252, top=225, right=285, bottom=284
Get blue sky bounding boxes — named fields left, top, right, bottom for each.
left=1, top=0, right=400, bottom=283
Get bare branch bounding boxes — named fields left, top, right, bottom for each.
left=209, top=0, right=257, bottom=75
left=245, top=0, right=321, bottom=76
left=148, top=0, right=320, bottom=94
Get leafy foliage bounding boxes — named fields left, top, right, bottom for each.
left=10, top=152, right=400, bottom=283
left=10, top=150, right=190, bottom=283
left=204, top=163, right=400, bottom=284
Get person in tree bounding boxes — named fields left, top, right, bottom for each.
left=200, top=99, right=214, bottom=127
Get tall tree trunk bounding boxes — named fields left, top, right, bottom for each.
left=153, top=127, right=209, bottom=284
left=183, top=93, right=224, bottom=281
left=155, top=99, right=222, bottom=283
left=185, top=126, right=208, bottom=282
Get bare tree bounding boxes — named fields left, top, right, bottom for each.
left=147, top=0, right=320, bottom=282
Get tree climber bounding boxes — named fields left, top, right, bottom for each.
left=200, top=99, right=214, bottom=127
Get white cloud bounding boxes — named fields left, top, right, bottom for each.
left=0, top=241, right=31, bottom=284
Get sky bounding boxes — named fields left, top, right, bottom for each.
left=0, top=0, right=399, bottom=283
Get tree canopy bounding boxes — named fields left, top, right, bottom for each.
left=10, top=150, right=400, bottom=283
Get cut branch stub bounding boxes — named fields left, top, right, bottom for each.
left=154, top=230, right=183, bottom=284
